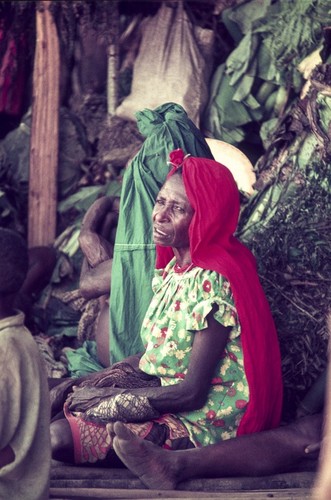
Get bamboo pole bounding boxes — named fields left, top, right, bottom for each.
left=28, top=0, right=60, bottom=247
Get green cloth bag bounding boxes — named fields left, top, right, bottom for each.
left=66, top=340, right=104, bottom=378
left=109, top=102, right=213, bottom=362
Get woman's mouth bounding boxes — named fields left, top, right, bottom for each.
left=154, top=226, right=167, bottom=236
left=153, top=226, right=171, bottom=242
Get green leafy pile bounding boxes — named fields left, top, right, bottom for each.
left=237, top=72, right=331, bottom=418
left=203, top=0, right=331, bottom=151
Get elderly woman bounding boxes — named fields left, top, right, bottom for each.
left=51, top=149, right=283, bottom=464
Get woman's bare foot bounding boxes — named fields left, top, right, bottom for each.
left=110, top=422, right=179, bottom=490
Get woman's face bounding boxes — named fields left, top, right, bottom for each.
left=152, top=174, right=194, bottom=249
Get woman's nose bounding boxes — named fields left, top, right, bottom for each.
left=154, top=206, right=169, bottom=221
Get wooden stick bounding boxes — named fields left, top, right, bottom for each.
left=107, top=1, right=119, bottom=116
left=28, top=0, right=60, bottom=247
left=49, top=486, right=312, bottom=499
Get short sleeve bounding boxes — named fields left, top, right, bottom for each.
left=151, top=268, right=165, bottom=293
left=185, top=270, right=239, bottom=335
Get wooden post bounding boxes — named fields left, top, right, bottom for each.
left=107, top=0, right=119, bottom=116
left=28, top=0, right=60, bottom=247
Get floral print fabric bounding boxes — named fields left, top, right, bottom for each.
left=139, top=258, right=249, bottom=447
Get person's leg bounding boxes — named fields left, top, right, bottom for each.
left=50, top=417, right=124, bottom=467
left=50, top=418, right=75, bottom=463
left=312, top=433, right=331, bottom=500
left=310, top=318, right=331, bottom=500
left=95, top=297, right=110, bottom=367
left=112, top=413, right=323, bottom=490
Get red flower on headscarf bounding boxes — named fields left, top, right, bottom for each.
left=169, top=148, right=185, bottom=168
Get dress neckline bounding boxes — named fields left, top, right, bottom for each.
left=173, top=261, right=194, bottom=274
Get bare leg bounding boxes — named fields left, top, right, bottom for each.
left=112, top=414, right=323, bottom=490
left=313, top=434, right=331, bottom=500
left=311, top=336, right=331, bottom=498
left=50, top=418, right=75, bottom=463
left=311, top=316, right=331, bottom=500
left=112, top=422, right=180, bottom=489
left=95, top=297, right=110, bottom=368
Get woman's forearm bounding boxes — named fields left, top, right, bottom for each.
left=92, top=377, right=204, bottom=413
left=133, top=312, right=230, bottom=414
left=70, top=380, right=203, bottom=415
left=124, top=380, right=203, bottom=413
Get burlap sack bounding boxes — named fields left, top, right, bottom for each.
left=115, top=2, right=214, bottom=126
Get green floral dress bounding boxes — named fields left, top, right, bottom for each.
left=139, top=258, right=249, bottom=447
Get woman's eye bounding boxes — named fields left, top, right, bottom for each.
left=174, top=206, right=185, bottom=213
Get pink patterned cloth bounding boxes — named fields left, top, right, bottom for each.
left=64, top=403, right=192, bottom=464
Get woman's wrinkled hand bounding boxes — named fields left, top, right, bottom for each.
left=66, top=385, right=124, bottom=412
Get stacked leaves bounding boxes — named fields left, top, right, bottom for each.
left=237, top=66, right=331, bottom=418
left=203, top=0, right=331, bottom=149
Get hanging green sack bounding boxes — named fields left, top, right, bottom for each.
left=109, top=102, right=213, bottom=362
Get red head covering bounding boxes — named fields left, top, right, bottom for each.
left=156, top=148, right=283, bottom=435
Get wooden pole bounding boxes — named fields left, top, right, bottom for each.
left=107, top=0, right=119, bottom=116
left=28, top=0, right=60, bottom=247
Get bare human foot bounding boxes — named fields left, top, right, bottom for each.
left=110, top=421, right=179, bottom=490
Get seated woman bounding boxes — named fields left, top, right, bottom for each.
left=50, top=149, right=283, bottom=465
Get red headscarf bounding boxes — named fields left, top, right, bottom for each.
left=156, top=149, right=283, bottom=435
